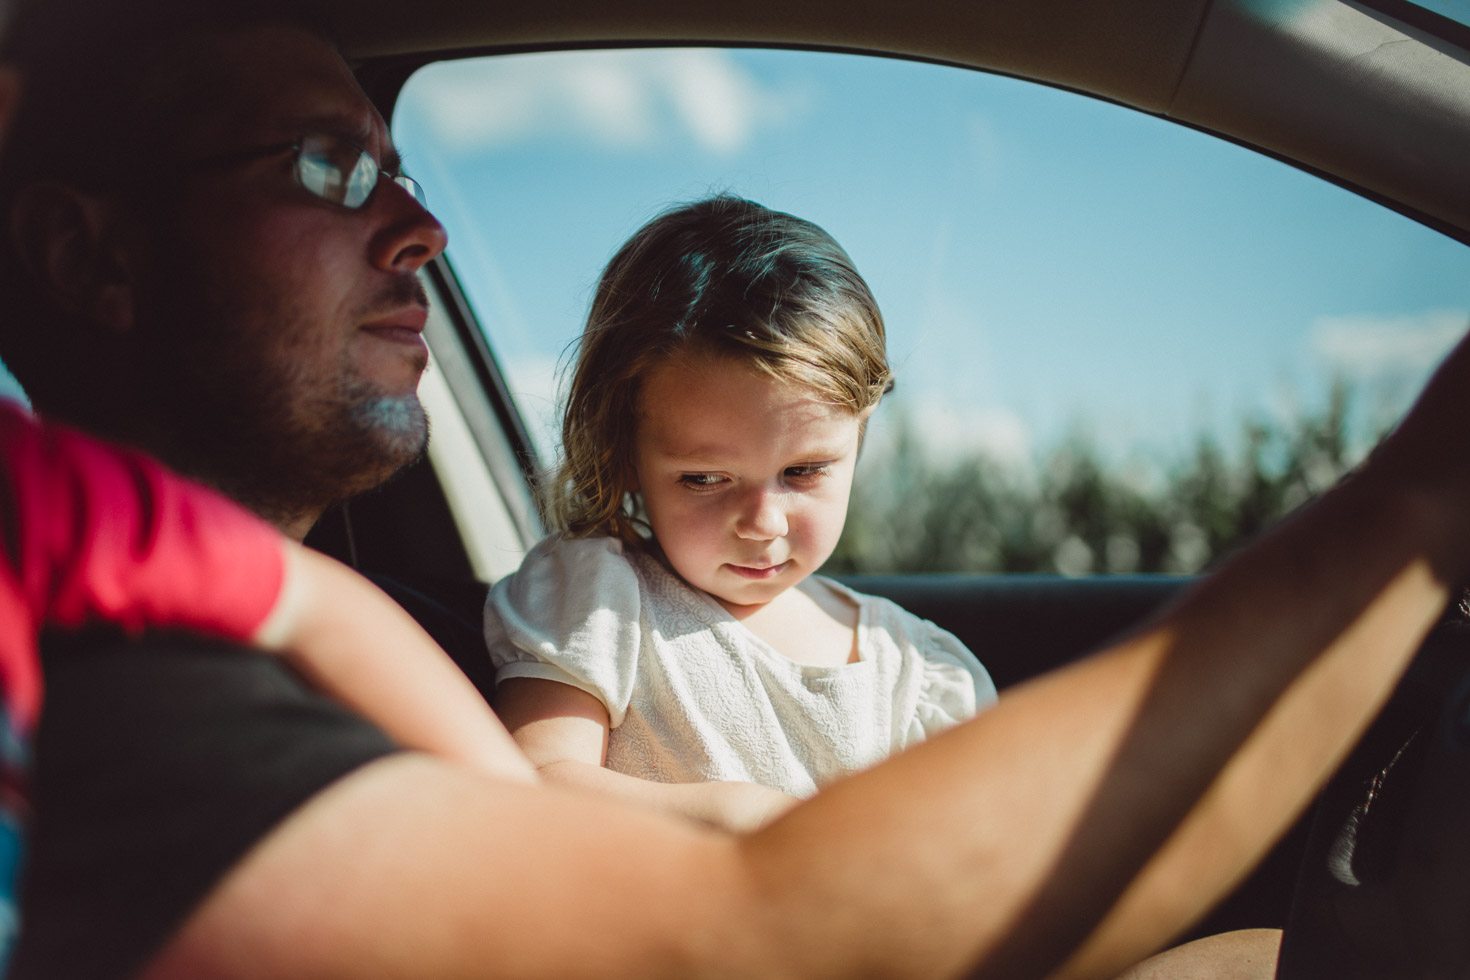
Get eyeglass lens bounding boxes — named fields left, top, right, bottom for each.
left=295, top=134, right=426, bottom=209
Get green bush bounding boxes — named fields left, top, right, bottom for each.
left=827, top=379, right=1369, bottom=575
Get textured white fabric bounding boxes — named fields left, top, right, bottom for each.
left=485, top=535, right=996, bottom=797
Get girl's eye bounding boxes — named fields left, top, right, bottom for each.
left=678, top=473, right=726, bottom=489
left=785, top=464, right=830, bottom=484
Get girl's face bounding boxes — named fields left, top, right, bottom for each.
left=632, top=352, right=865, bottom=615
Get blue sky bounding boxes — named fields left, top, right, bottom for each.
left=1421, top=0, right=1470, bottom=25
left=394, top=46, right=1470, bottom=471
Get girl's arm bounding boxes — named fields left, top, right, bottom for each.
left=256, top=544, right=537, bottom=786
left=494, top=677, right=797, bottom=832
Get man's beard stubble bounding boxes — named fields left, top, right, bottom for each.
left=136, top=279, right=431, bottom=534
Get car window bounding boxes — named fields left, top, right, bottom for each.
left=394, top=46, right=1470, bottom=575
left=1404, top=0, right=1470, bottom=28
left=0, top=363, right=23, bottom=404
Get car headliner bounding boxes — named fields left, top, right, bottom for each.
left=313, top=0, right=1470, bottom=244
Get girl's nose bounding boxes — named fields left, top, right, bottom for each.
left=736, top=488, right=789, bottom=540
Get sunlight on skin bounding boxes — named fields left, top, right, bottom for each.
left=1113, top=929, right=1281, bottom=979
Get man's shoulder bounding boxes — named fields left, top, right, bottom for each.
left=19, top=628, right=401, bottom=980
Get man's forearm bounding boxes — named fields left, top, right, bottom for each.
left=148, top=471, right=1452, bottom=980
left=537, top=758, right=798, bottom=833
left=150, top=339, right=1470, bottom=978
left=737, top=460, right=1456, bottom=980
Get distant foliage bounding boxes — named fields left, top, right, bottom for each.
left=827, top=380, right=1373, bottom=576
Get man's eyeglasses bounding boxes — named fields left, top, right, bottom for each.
left=197, top=132, right=427, bottom=210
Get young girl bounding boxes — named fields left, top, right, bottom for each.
left=485, top=196, right=995, bottom=833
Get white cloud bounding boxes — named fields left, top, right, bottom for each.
left=501, top=353, right=566, bottom=461
left=403, top=49, right=807, bottom=156
left=867, top=398, right=1035, bottom=469
left=660, top=50, right=767, bottom=155
left=1311, top=308, right=1468, bottom=377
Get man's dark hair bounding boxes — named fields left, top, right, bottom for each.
left=0, top=0, right=336, bottom=421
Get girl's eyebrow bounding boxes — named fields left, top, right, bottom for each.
left=656, top=445, right=728, bottom=465
left=657, top=442, right=851, bottom=465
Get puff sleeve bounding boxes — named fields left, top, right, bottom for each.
left=483, top=535, right=646, bottom=727
left=911, top=619, right=997, bottom=740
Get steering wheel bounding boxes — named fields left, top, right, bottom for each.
left=1276, top=619, right=1470, bottom=978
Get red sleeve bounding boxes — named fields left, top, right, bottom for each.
left=0, top=401, right=285, bottom=648
left=0, top=561, right=39, bottom=732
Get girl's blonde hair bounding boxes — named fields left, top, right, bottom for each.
left=546, top=195, right=892, bottom=543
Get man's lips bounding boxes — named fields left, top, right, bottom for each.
left=361, top=306, right=429, bottom=346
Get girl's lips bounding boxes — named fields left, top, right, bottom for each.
left=727, top=561, right=790, bottom=580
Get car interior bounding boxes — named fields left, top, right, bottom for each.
left=291, top=0, right=1470, bottom=969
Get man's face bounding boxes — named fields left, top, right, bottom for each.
left=123, top=26, right=447, bottom=535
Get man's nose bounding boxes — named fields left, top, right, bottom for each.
left=735, top=487, right=789, bottom=540
left=368, top=178, right=448, bottom=273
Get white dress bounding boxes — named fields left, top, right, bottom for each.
left=484, top=534, right=997, bottom=797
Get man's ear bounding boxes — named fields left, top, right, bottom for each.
left=9, top=181, right=136, bottom=334
left=0, top=66, right=22, bottom=151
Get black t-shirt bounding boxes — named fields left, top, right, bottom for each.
left=10, top=630, right=401, bottom=979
